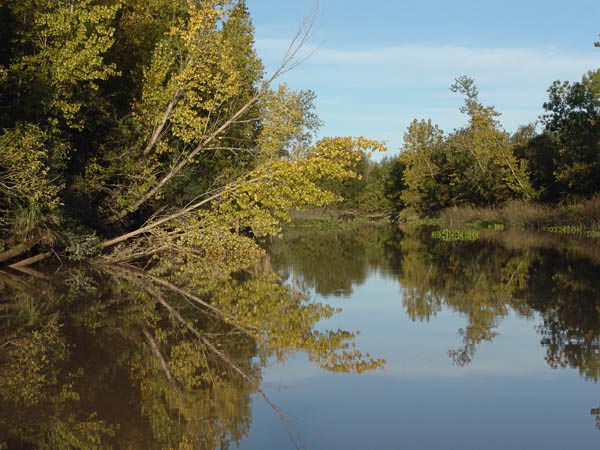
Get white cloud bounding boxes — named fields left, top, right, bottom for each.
left=318, top=45, right=592, bottom=75
left=258, top=38, right=598, bottom=83
left=255, top=38, right=600, bottom=150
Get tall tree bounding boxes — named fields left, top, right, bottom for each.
left=399, top=119, right=448, bottom=212
left=449, top=76, right=530, bottom=205
left=542, top=69, right=600, bottom=199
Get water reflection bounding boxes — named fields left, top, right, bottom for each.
left=270, top=224, right=600, bottom=387
left=0, top=260, right=382, bottom=449
left=3, top=223, right=600, bottom=448
left=268, top=224, right=395, bottom=297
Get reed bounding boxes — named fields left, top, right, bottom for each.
left=441, top=196, right=600, bottom=229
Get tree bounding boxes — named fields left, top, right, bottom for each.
left=449, top=76, right=530, bottom=205
left=0, top=0, right=119, bottom=131
left=399, top=119, right=448, bottom=212
left=395, top=77, right=531, bottom=214
left=542, top=69, right=600, bottom=199
left=383, top=156, right=407, bottom=213
left=512, top=125, right=561, bottom=202
left=0, top=1, right=380, bottom=269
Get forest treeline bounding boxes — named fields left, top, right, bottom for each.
left=337, top=51, right=600, bottom=220
left=0, top=0, right=386, bottom=266
left=1, top=0, right=599, bottom=265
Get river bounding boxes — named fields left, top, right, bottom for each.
left=1, top=223, right=599, bottom=449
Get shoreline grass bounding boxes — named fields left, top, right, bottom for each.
left=439, top=195, right=600, bottom=230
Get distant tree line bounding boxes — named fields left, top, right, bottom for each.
left=340, top=45, right=600, bottom=216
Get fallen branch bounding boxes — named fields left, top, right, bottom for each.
left=101, top=176, right=260, bottom=250
left=142, top=326, right=179, bottom=392
left=109, top=263, right=257, bottom=336
left=8, top=252, right=52, bottom=269
left=0, top=239, right=38, bottom=264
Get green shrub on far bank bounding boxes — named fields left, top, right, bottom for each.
left=440, top=195, right=600, bottom=229
left=431, top=228, right=480, bottom=242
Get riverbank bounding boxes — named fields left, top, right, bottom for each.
left=289, top=196, right=600, bottom=236
left=289, top=208, right=392, bottom=224
left=438, top=196, right=600, bottom=229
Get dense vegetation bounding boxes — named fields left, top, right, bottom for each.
left=0, top=5, right=390, bottom=448
left=2, top=1, right=598, bottom=255
left=336, top=43, right=600, bottom=221
left=0, top=0, right=386, bottom=267
left=1, top=4, right=599, bottom=445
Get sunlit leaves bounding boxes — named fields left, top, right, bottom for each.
left=257, top=84, right=321, bottom=159
left=215, top=136, right=386, bottom=237
left=0, top=124, right=62, bottom=238
left=398, top=77, right=531, bottom=212
left=7, top=0, right=119, bottom=129
left=400, top=119, right=446, bottom=212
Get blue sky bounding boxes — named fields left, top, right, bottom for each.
left=247, top=0, right=600, bottom=156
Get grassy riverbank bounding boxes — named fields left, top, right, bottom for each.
left=290, top=196, right=600, bottom=232
left=438, top=196, right=600, bottom=229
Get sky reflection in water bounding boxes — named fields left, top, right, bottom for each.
left=241, top=225, right=600, bottom=450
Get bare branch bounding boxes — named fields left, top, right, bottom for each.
left=142, top=89, right=181, bottom=159
left=107, top=12, right=318, bottom=224
left=101, top=175, right=260, bottom=249
left=142, top=327, right=179, bottom=391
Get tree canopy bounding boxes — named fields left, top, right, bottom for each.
left=0, top=0, right=385, bottom=265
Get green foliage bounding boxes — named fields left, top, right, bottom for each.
left=0, top=124, right=62, bottom=239
left=399, top=119, right=448, bottom=211
left=257, top=84, right=321, bottom=159
left=541, top=69, right=600, bottom=200
left=0, top=0, right=381, bottom=266
left=383, top=156, right=407, bottom=212
left=542, top=225, right=600, bottom=238
left=431, top=228, right=480, bottom=242
left=64, top=233, right=102, bottom=261
left=2, top=0, right=119, bottom=130
left=464, top=220, right=505, bottom=230
left=512, top=125, right=561, bottom=202
left=326, top=149, right=400, bottom=215
left=395, top=77, right=531, bottom=214
left=215, top=136, right=386, bottom=237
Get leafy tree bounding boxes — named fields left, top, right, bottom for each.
left=394, top=77, right=531, bottom=214
left=354, top=160, right=394, bottom=214
left=0, top=0, right=378, bottom=269
left=399, top=119, right=448, bottom=212
left=449, top=76, right=530, bottom=205
left=512, top=125, right=561, bottom=202
left=542, top=69, right=600, bottom=199
left=0, top=124, right=64, bottom=244
left=0, top=0, right=119, bottom=131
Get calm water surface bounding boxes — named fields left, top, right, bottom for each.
left=1, top=224, right=599, bottom=449
left=242, top=225, right=600, bottom=450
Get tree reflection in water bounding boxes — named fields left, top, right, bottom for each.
left=0, top=246, right=383, bottom=449
left=3, top=223, right=600, bottom=447
left=271, top=223, right=600, bottom=429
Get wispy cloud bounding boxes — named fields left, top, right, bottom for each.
left=255, top=38, right=600, bottom=150
left=258, top=38, right=598, bottom=83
